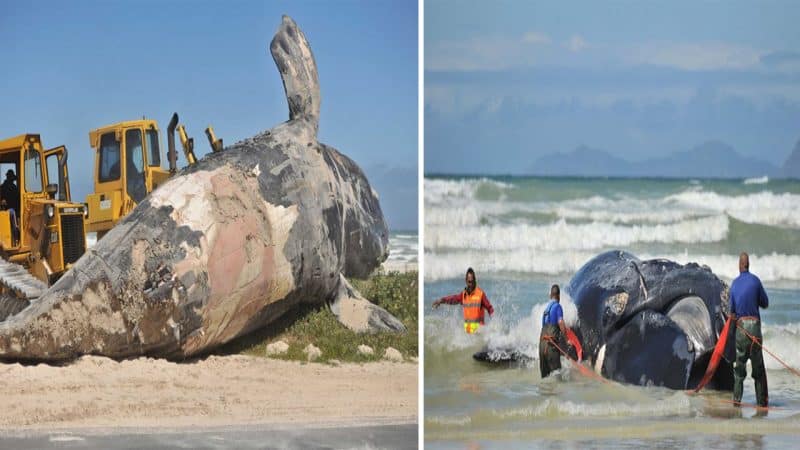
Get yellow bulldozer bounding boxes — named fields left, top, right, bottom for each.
left=85, top=113, right=222, bottom=239
left=0, top=134, right=88, bottom=316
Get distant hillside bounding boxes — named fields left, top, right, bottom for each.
left=782, top=139, right=800, bottom=179
left=530, top=141, right=778, bottom=178
left=533, top=145, right=631, bottom=177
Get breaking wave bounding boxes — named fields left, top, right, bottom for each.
left=426, top=215, right=730, bottom=252
left=425, top=198, right=707, bottom=227
left=743, top=176, right=769, bottom=185
left=665, top=190, right=800, bottom=229
left=387, top=233, right=418, bottom=264
left=763, top=322, right=800, bottom=370
left=425, top=177, right=513, bottom=204
left=424, top=250, right=800, bottom=282
left=425, top=178, right=800, bottom=229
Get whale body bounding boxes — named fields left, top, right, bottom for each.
left=569, top=250, right=734, bottom=390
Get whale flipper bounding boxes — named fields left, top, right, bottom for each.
left=270, top=15, right=321, bottom=133
left=329, top=274, right=406, bottom=333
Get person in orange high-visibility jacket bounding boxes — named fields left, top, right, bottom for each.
left=432, top=267, right=494, bottom=334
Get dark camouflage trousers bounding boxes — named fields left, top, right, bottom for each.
left=733, top=318, right=769, bottom=407
left=539, top=324, right=562, bottom=378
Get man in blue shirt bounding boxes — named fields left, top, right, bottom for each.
left=729, top=252, right=769, bottom=407
left=539, top=284, right=570, bottom=378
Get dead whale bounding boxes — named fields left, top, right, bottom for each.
left=0, top=15, right=405, bottom=361
left=474, top=251, right=734, bottom=391
left=569, top=250, right=734, bottom=390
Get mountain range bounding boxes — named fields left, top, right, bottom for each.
left=530, top=140, right=800, bottom=179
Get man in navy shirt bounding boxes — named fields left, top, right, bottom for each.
left=539, top=284, right=570, bottom=378
left=729, top=252, right=769, bottom=407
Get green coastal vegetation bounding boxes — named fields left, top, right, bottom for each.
left=220, top=271, right=418, bottom=363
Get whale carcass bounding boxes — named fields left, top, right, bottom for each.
left=475, top=251, right=735, bottom=391
left=569, top=250, right=734, bottom=390
left=0, top=15, right=405, bottom=361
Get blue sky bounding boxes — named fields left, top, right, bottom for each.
left=0, top=0, right=418, bottom=230
left=425, top=0, right=800, bottom=174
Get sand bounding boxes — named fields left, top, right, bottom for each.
left=0, top=355, right=417, bottom=430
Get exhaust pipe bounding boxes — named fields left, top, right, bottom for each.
left=58, top=146, right=68, bottom=201
left=167, top=112, right=179, bottom=174
left=205, top=126, right=223, bottom=153
left=177, top=125, right=197, bottom=165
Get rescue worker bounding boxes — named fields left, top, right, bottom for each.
left=539, top=284, right=571, bottom=378
left=432, top=267, right=494, bottom=334
left=729, top=252, right=769, bottom=407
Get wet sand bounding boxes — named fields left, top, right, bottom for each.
left=0, top=355, right=417, bottom=430
left=0, top=423, right=418, bottom=450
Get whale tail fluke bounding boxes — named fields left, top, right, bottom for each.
left=270, top=15, right=321, bottom=134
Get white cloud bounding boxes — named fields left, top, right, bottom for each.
left=626, top=42, right=761, bottom=71
left=566, top=35, right=587, bottom=52
left=427, top=33, right=782, bottom=75
left=426, top=37, right=522, bottom=71
left=426, top=31, right=553, bottom=72
left=522, top=31, right=551, bottom=45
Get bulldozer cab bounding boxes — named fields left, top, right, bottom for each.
left=0, top=134, right=49, bottom=250
left=86, top=120, right=171, bottom=236
left=0, top=134, right=87, bottom=285
left=44, top=145, right=71, bottom=202
left=85, top=113, right=215, bottom=239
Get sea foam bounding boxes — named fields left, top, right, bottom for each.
left=666, top=189, right=800, bottom=228
left=425, top=250, right=800, bottom=283
left=425, top=215, right=730, bottom=252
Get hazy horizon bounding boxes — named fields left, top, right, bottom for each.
left=425, top=0, right=800, bottom=176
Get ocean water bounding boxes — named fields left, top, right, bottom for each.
left=424, top=176, right=800, bottom=448
left=387, top=231, right=419, bottom=270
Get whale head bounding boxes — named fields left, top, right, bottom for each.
left=568, top=250, right=733, bottom=390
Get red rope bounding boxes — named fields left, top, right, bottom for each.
left=544, top=319, right=799, bottom=391
left=735, top=320, right=800, bottom=378
left=542, top=336, right=611, bottom=384
left=688, top=317, right=733, bottom=394
left=541, top=321, right=796, bottom=411
left=686, top=319, right=798, bottom=410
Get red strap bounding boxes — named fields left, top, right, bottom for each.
left=690, top=316, right=732, bottom=394
left=542, top=335, right=609, bottom=384
left=737, top=316, right=759, bottom=322
left=565, top=327, right=583, bottom=362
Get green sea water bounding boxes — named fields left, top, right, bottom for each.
left=424, top=175, right=800, bottom=448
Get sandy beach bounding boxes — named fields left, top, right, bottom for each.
left=0, top=355, right=417, bottom=430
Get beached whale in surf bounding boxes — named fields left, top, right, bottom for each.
left=568, top=250, right=734, bottom=390
left=0, top=15, right=404, bottom=361
left=476, top=251, right=734, bottom=390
